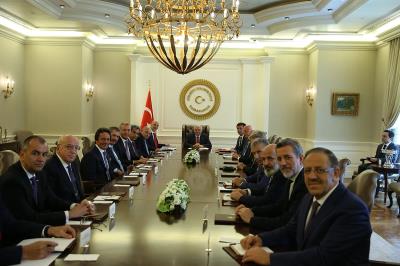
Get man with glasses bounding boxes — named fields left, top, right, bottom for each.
left=235, top=138, right=307, bottom=231
left=239, top=147, right=371, bottom=266
left=44, top=135, right=84, bottom=203
left=0, top=136, right=90, bottom=226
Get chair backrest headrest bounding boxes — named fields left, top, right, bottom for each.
left=347, top=169, right=379, bottom=210
left=0, top=150, right=20, bottom=175
left=15, top=130, right=34, bottom=145
left=338, top=158, right=351, bottom=183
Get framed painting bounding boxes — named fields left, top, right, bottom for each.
left=331, top=93, right=359, bottom=116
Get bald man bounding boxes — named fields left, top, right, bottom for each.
left=184, top=125, right=212, bottom=149
left=43, top=135, right=84, bottom=203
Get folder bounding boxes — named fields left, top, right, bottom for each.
left=214, top=214, right=244, bottom=225
left=116, top=180, right=140, bottom=186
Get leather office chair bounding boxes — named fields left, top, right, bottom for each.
left=81, top=136, right=93, bottom=155
left=181, top=125, right=210, bottom=147
left=0, top=150, right=19, bottom=176
left=339, top=158, right=351, bottom=183
left=347, top=169, right=379, bottom=211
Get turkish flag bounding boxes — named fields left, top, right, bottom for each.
left=140, top=89, right=154, bottom=128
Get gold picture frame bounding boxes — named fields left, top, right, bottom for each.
left=331, top=93, right=359, bottom=116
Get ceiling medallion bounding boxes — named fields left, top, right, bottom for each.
left=180, top=79, right=220, bottom=120
left=127, top=0, right=242, bottom=74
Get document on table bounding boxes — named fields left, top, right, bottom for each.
left=18, top=238, right=75, bottom=252
left=219, top=236, right=241, bottom=244
left=17, top=253, right=60, bottom=266
left=64, top=254, right=100, bottom=261
left=67, top=220, right=92, bottom=226
left=93, top=195, right=120, bottom=201
left=230, top=244, right=273, bottom=256
left=93, top=200, right=113, bottom=204
left=222, top=194, right=233, bottom=201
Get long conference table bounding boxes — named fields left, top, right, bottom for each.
left=53, top=148, right=400, bottom=266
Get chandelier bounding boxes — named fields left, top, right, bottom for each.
left=127, top=0, right=241, bottom=74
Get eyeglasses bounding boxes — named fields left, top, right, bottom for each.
left=304, top=167, right=333, bottom=175
left=62, top=144, right=81, bottom=151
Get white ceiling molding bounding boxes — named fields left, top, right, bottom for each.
left=254, top=1, right=318, bottom=23
left=332, top=0, right=367, bottom=23
left=25, top=0, right=62, bottom=18
left=268, top=15, right=335, bottom=35
left=63, top=0, right=78, bottom=8
left=306, top=41, right=376, bottom=53
left=360, top=8, right=400, bottom=34
left=0, top=25, right=25, bottom=44
left=312, top=0, right=333, bottom=11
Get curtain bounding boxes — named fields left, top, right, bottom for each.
left=383, top=37, right=400, bottom=128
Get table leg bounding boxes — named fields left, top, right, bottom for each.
left=384, top=173, right=388, bottom=204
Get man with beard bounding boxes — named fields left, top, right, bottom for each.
left=235, top=138, right=307, bottom=231
left=230, top=144, right=286, bottom=207
left=240, top=147, right=371, bottom=266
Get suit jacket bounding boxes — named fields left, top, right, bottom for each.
left=374, top=142, right=397, bottom=163
left=135, top=134, right=152, bottom=158
left=239, top=170, right=287, bottom=207
left=234, top=135, right=245, bottom=153
left=108, top=145, right=124, bottom=172
left=250, top=169, right=308, bottom=231
left=240, top=166, right=269, bottom=194
left=239, top=138, right=253, bottom=165
left=43, top=154, right=84, bottom=203
left=0, top=162, right=70, bottom=226
left=261, top=183, right=371, bottom=266
left=114, top=137, right=141, bottom=170
left=80, top=146, right=118, bottom=185
left=0, top=196, right=45, bottom=265
left=184, top=133, right=212, bottom=149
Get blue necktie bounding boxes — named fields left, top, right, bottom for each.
left=67, top=165, right=79, bottom=201
left=103, top=151, right=111, bottom=181
left=124, top=140, right=131, bottom=161
left=30, top=175, right=38, bottom=205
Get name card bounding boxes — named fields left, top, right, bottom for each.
left=214, top=167, right=218, bottom=177
left=142, top=174, right=147, bottom=185
left=79, top=227, right=91, bottom=247
left=129, top=186, right=134, bottom=199
left=154, top=166, right=159, bottom=174
left=109, top=203, right=116, bottom=219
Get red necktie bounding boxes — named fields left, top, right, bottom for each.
left=153, top=133, right=159, bottom=147
left=196, top=135, right=200, bottom=144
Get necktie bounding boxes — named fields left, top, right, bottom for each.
left=239, top=136, right=242, bottom=147
left=111, top=147, right=124, bottom=171
left=144, top=140, right=149, bottom=155
left=196, top=135, right=200, bottom=144
left=124, top=140, right=131, bottom=160
left=153, top=132, right=159, bottom=148
left=103, top=151, right=111, bottom=181
left=288, top=179, right=295, bottom=200
left=383, top=144, right=387, bottom=150
left=30, top=175, right=38, bottom=205
left=67, top=165, right=79, bottom=200
left=305, top=201, right=320, bottom=233
left=131, top=141, right=138, bottom=157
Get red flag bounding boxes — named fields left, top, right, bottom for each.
left=140, top=89, right=154, bottom=128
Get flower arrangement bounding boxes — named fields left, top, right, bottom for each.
left=183, top=150, right=200, bottom=164
left=156, top=179, right=190, bottom=213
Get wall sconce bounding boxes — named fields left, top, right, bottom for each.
left=85, top=83, right=94, bottom=102
left=305, top=86, right=316, bottom=107
left=2, top=76, right=14, bottom=99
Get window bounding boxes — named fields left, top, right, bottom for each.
left=391, top=116, right=400, bottom=144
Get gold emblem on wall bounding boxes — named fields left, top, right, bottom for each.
left=180, top=79, right=221, bottom=120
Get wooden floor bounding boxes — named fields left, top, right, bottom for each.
left=371, top=191, right=400, bottom=249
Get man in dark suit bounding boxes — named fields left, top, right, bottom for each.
left=231, top=144, right=286, bottom=207
left=0, top=136, right=90, bottom=226
left=184, top=125, right=212, bottom=149
left=236, top=138, right=308, bottom=231
left=358, top=129, right=397, bottom=173
left=0, top=196, right=75, bottom=265
left=108, top=127, right=125, bottom=173
left=149, top=120, right=165, bottom=149
left=233, top=122, right=246, bottom=153
left=81, top=128, right=120, bottom=185
left=114, top=123, right=146, bottom=171
left=233, top=125, right=252, bottom=161
left=43, top=135, right=84, bottom=203
left=135, top=126, right=153, bottom=157
left=240, top=147, right=371, bottom=266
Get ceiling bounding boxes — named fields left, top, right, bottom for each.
left=0, top=0, right=399, bottom=47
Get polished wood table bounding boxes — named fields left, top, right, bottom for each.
left=371, top=165, right=400, bottom=204
left=56, top=149, right=244, bottom=266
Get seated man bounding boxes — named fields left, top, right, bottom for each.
left=358, top=129, right=397, bottom=173
left=0, top=196, right=76, bottom=265
left=81, top=128, right=120, bottom=185
left=108, top=127, right=125, bottom=173
left=232, top=138, right=269, bottom=194
left=149, top=120, right=165, bottom=149
left=43, top=135, right=84, bottom=203
left=233, top=122, right=246, bottom=154
left=233, top=125, right=252, bottom=162
left=240, top=147, right=372, bottom=266
left=238, top=130, right=268, bottom=176
left=135, top=126, right=153, bottom=157
left=0, top=136, right=90, bottom=226
left=231, top=144, right=286, bottom=208
left=236, top=138, right=307, bottom=231
left=184, top=125, right=212, bottom=149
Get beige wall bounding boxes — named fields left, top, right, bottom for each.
left=269, top=51, right=309, bottom=138
left=81, top=45, right=94, bottom=134
left=313, top=49, right=377, bottom=142
left=93, top=49, right=131, bottom=129
left=0, top=34, right=25, bottom=136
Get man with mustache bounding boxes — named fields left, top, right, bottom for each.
left=0, top=136, right=90, bottom=225
left=235, top=138, right=307, bottom=231
left=230, top=144, right=286, bottom=207
left=240, top=147, right=371, bottom=266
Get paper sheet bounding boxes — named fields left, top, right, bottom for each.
left=219, top=236, right=241, bottom=244
left=18, top=253, right=60, bottom=266
left=230, top=244, right=273, bottom=256
left=64, top=254, right=100, bottom=261
left=67, top=220, right=92, bottom=226
left=113, top=184, right=130, bottom=187
left=93, top=200, right=113, bottom=204
left=18, top=238, right=75, bottom=252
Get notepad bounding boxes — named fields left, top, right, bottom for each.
left=114, top=184, right=130, bottom=187
left=93, top=200, right=113, bottom=204
left=219, top=236, right=241, bottom=244
left=93, top=195, right=120, bottom=201
left=222, top=194, right=233, bottom=201
left=19, top=253, right=60, bottom=266
left=230, top=244, right=273, bottom=256
left=67, top=220, right=92, bottom=226
left=64, top=254, right=100, bottom=261
left=218, top=186, right=233, bottom=193
left=18, top=238, right=75, bottom=252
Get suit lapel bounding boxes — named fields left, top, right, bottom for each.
left=16, top=162, right=38, bottom=207
left=94, top=148, right=107, bottom=171
left=54, top=156, right=75, bottom=195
